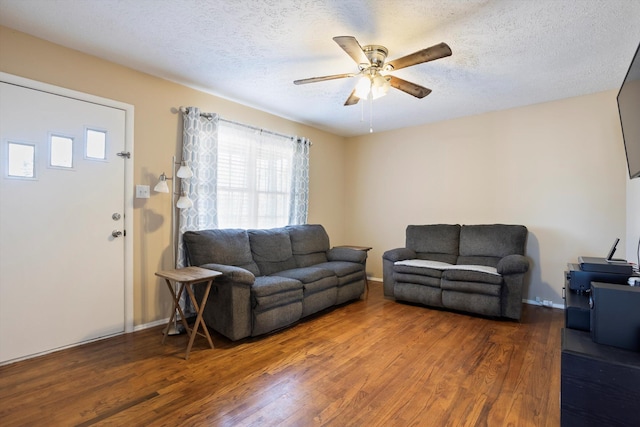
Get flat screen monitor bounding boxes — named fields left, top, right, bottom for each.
left=617, top=41, right=640, bottom=180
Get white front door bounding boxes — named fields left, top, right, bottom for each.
left=0, top=78, right=132, bottom=364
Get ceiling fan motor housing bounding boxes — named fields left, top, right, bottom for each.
left=362, top=45, right=389, bottom=69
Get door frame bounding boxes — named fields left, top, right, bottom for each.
left=1, top=72, right=134, bottom=334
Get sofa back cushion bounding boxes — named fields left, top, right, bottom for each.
left=183, top=229, right=260, bottom=276
left=406, top=224, right=460, bottom=264
left=248, top=228, right=297, bottom=276
left=458, top=224, right=527, bottom=266
left=286, top=224, right=330, bottom=267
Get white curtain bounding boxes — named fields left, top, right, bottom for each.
left=216, top=121, right=309, bottom=229
left=177, top=107, right=219, bottom=269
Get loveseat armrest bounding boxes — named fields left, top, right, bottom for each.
left=496, top=254, right=529, bottom=276
left=382, top=247, right=416, bottom=262
left=327, top=247, right=367, bottom=263
left=200, top=263, right=255, bottom=286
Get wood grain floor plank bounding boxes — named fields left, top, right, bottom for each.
left=0, top=282, right=563, bottom=426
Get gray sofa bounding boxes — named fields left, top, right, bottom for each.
left=382, top=224, right=529, bottom=320
left=183, top=224, right=367, bottom=340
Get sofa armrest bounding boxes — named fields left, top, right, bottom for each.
left=382, top=247, right=416, bottom=263
left=327, top=247, right=367, bottom=263
left=200, top=263, right=255, bottom=286
left=497, top=254, right=529, bottom=275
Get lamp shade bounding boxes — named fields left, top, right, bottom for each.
left=176, top=192, right=193, bottom=209
left=371, top=74, right=390, bottom=99
left=354, top=76, right=372, bottom=99
left=153, top=173, right=170, bottom=193
left=176, top=161, right=193, bottom=179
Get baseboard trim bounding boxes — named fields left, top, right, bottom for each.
left=133, top=318, right=170, bottom=332
left=522, top=299, right=564, bottom=309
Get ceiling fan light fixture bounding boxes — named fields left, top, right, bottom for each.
left=371, top=74, right=391, bottom=99
left=354, top=75, right=372, bottom=99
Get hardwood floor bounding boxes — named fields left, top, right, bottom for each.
left=0, top=282, right=564, bottom=426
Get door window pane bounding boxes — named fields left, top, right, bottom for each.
left=7, top=142, right=35, bottom=178
left=50, top=135, right=73, bottom=168
left=86, top=129, right=106, bottom=160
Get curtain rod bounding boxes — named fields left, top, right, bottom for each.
left=179, top=106, right=311, bottom=144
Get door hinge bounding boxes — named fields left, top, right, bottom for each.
left=117, top=151, right=131, bottom=159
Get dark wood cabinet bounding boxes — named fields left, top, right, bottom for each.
left=561, top=328, right=640, bottom=426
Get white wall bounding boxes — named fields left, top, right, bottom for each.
left=344, top=90, right=628, bottom=306
left=627, top=177, right=640, bottom=267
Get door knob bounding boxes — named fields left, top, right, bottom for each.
left=112, top=230, right=123, bottom=238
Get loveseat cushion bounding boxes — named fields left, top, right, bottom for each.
left=406, top=224, right=460, bottom=262
left=286, top=224, right=330, bottom=267
left=459, top=224, right=527, bottom=258
left=441, top=279, right=502, bottom=296
left=248, top=228, right=297, bottom=276
left=184, top=229, right=260, bottom=276
left=441, top=268, right=503, bottom=285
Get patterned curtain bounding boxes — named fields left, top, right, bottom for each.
left=289, top=137, right=310, bottom=225
left=177, top=107, right=219, bottom=268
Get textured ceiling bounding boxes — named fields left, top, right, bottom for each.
left=1, top=0, right=639, bottom=137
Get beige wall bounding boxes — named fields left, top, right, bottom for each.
left=0, top=26, right=347, bottom=326
left=344, top=91, right=632, bottom=305
left=2, top=25, right=636, bottom=319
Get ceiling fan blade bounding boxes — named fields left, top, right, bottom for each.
left=294, top=73, right=356, bottom=85
left=389, top=76, right=432, bottom=98
left=333, top=36, right=370, bottom=65
left=386, top=42, right=452, bottom=71
left=344, top=89, right=360, bottom=106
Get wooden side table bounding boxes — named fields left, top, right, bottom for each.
left=336, top=245, right=372, bottom=297
left=155, top=266, right=222, bottom=359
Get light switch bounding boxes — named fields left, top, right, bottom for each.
left=136, top=185, right=150, bottom=199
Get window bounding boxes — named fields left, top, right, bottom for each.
left=50, top=135, right=74, bottom=168
left=86, top=129, right=107, bottom=160
left=217, top=123, right=295, bottom=229
left=7, top=142, right=36, bottom=178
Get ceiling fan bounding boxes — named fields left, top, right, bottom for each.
left=294, top=36, right=452, bottom=106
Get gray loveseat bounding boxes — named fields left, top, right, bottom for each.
left=382, top=224, right=529, bottom=320
left=183, top=224, right=367, bottom=340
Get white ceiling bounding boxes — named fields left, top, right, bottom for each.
left=1, top=0, right=639, bottom=137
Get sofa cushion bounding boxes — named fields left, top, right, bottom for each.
left=252, top=275, right=302, bottom=297
left=273, top=266, right=334, bottom=284
left=286, top=224, right=330, bottom=267
left=406, top=224, right=460, bottom=256
left=184, top=229, right=260, bottom=276
left=248, top=228, right=297, bottom=275
left=459, top=224, right=527, bottom=258
left=314, top=261, right=363, bottom=278
left=200, top=263, right=255, bottom=286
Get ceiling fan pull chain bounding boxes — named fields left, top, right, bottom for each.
left=369, top=93, right=374, bottom=133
